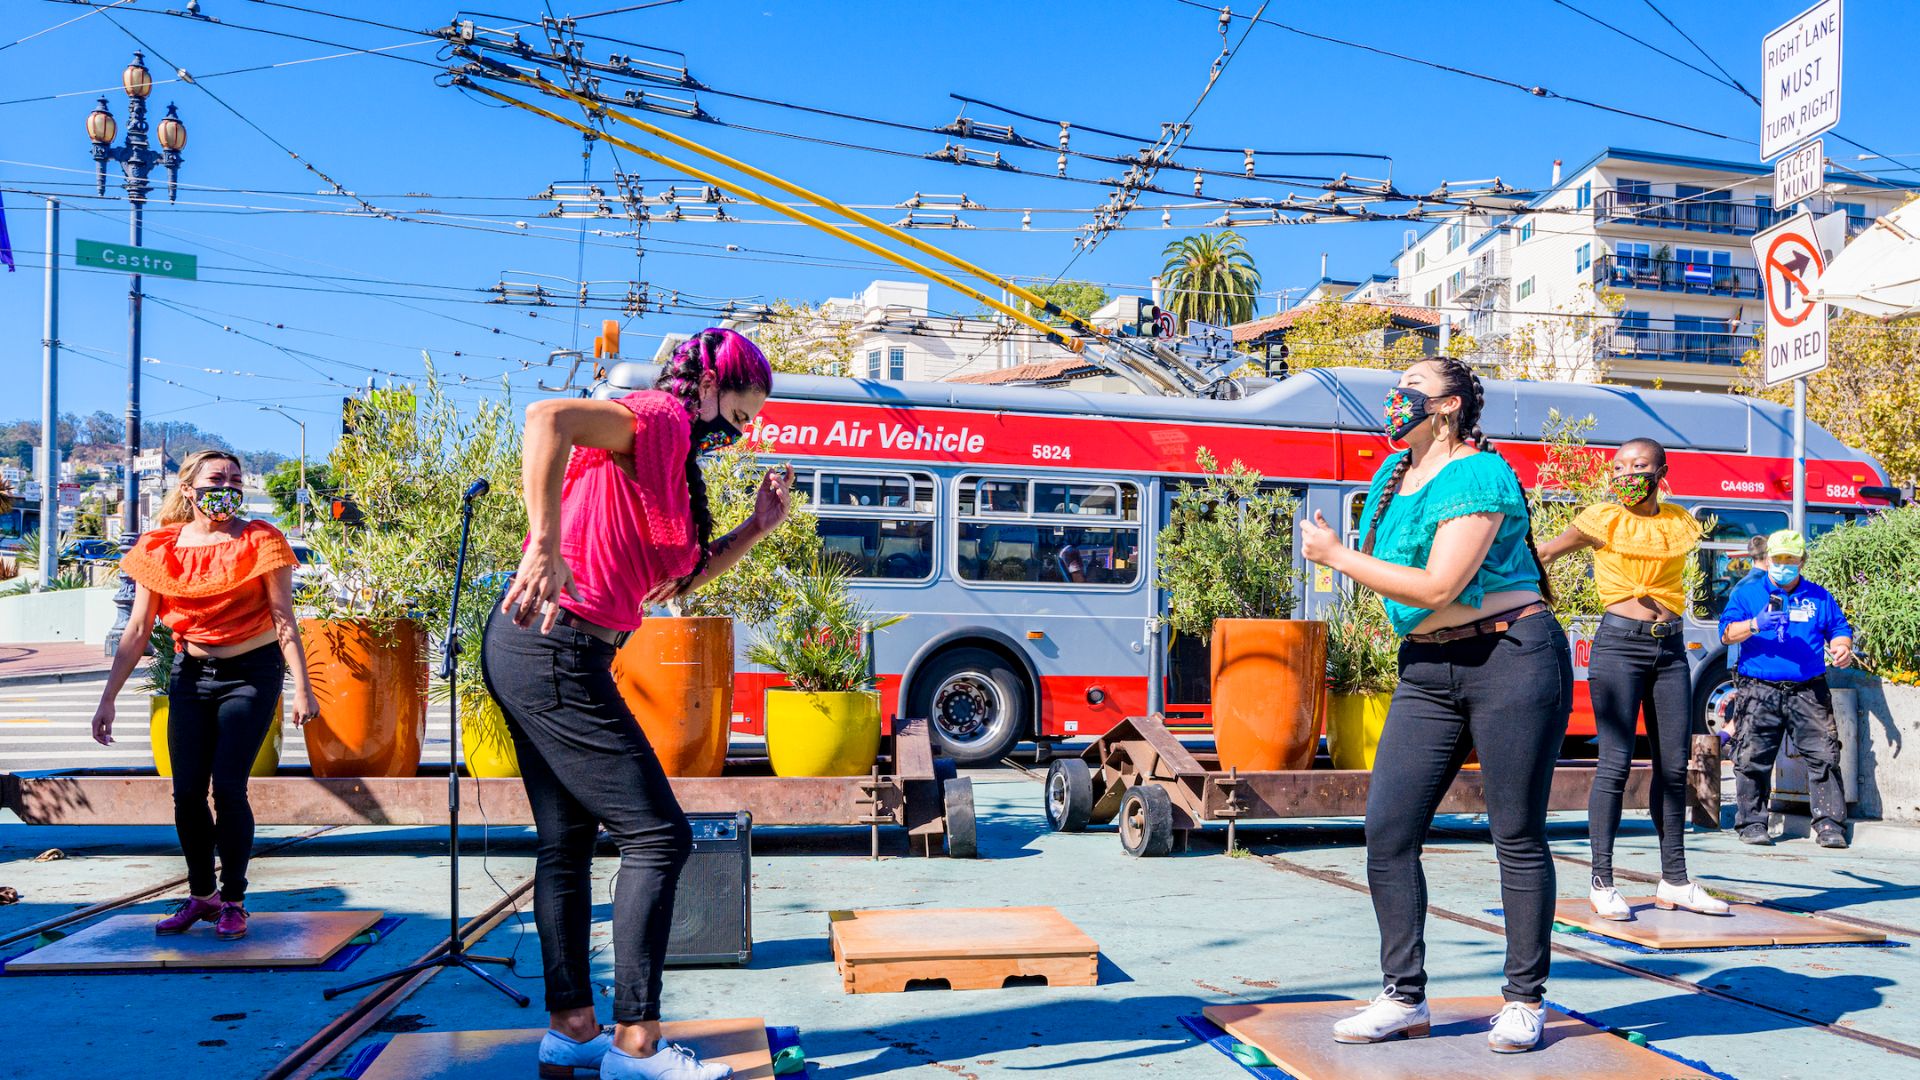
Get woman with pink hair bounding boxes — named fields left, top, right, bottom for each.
left=484, top=328, right=790, bottom=1080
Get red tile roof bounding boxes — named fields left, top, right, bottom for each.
left=1231, top=302, right=1444, bottom=342
left=948, top=358, right=1100, bottom=385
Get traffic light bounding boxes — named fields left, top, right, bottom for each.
left=330, top=496, right=364, bottom=527
left=341, top=396, right=358, bottom=437
left=1135, top=302, right=1165, bottom=338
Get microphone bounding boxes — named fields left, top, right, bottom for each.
left=464, top=477, right=492, bottom=502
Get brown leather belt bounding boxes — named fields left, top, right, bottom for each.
left=549, top=608, right=630, bottom=648
left=1404, top=602, right=1551, bottom=645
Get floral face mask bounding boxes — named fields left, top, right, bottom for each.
left=1610, top=472, right=1658, bottom=506
left=194, top=485, right=244, bottom=522
left=1383, top=387, right=1431, bottom=441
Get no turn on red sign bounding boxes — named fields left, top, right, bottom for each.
left=1752, top=211, right=1829, bottom=386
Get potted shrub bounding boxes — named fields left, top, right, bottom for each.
left=1156, top=449, right=1321, bottom=772
left=609, top=436, right=821, bottom=777
left=747, top=557, right=902, bottom=778
left=143, top=623, right=283, bottom=777
left=303, top=368, right=522, bottom=778
left=1324, top=588, right=1398, bottom=770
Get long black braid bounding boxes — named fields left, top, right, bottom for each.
left=654, top=330, right=723, bottom=592
left=1359, top=359, right=1555, bottom=606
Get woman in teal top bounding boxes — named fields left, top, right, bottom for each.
left=1301, top=356, right=1573, bottom=1055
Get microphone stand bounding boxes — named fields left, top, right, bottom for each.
left=326, top=478, right=528, bottom=1005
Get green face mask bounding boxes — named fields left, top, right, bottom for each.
left=1610, top=472, right=1656, bottom=506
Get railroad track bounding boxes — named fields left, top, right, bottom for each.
left=1001, top=762, right=1920, bottom=1065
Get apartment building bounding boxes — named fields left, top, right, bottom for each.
left=1383, top=148, right=1920, bottom=390
left=826, top=280, right=1078, bottom=383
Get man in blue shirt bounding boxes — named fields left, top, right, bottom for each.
left=1719, top=530, right=1856, bottom=848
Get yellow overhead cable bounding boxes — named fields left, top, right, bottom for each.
left=477, top=69, right=1098, bottom=346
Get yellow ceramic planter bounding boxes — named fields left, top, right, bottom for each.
left=149, top=694, right=284, bottom=778
left=458, top=691, right=521, bottom=779
left=765, top=689, right=881, bottom=778
left=1326, top=692, right=1392, bottom=771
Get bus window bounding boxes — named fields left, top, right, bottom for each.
left=955, top=476, right=1142, bottom=587
left=1690, top=505, right=1788, bottom=621
left=1699, top=506, right=1788, bottom=543
left=1808, top=511, right=1861, bottom=542
left=806, top=469, right=936, bottom=581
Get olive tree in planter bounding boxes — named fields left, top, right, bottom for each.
left=1155, top=449, right=1318, bottom=771
left=748, top=556, right=903, bottom=777
left=1324, top=587, right=1398, bottom=770
left=303, top=365, right=527, bottom=777
left=608, top=436, right=821, bottom=777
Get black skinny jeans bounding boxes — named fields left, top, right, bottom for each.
left=1586, top=615, right=1694, bottom=887
left=480, top=604, right=693, bottom=1024
left=1367, top=611, right=1572, bottom=1005
left=1733, top=675, right=1846, bottom=830
left=169, top=644, right=286, bottom=902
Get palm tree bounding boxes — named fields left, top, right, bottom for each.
left=1158, top=231, right=1262, bottom=330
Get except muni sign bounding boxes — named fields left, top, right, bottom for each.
left=75, top=238, right=198, bottom=281
left=1761, top=0, right=1843, bottom=160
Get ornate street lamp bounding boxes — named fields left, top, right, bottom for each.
left=85, top=51, right=188, bottom=655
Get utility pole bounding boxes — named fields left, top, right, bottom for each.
left=260, top=406, right=307, bottom=534
left=39, top=198, right=59, bottom=590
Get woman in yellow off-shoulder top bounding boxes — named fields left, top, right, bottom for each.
left=1540, top=438, right=1728, bottom=923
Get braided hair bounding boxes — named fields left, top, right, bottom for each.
left=653, top=327, right=774, bottom=594
left=1359, top=358, right=1555, bottom=605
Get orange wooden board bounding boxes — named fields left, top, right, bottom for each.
left=356, top=1019, right=773, bottom=1080
left=6, top=910, right=383, bottom=972
left=828, top=907, right=1100, bottom=994
left=1206, top=998, right=1709, bottom=1080
left=1552, top=897, right=1885, bottom=949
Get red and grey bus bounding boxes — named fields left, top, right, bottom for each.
left=599, top=362, right=1893, bottom=763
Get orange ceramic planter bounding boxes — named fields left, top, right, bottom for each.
left=299, top=617, right=427, bottom=777
left=611, top=616, right=733, bottom=778
left=1210, top=618, right=1329, bottom=772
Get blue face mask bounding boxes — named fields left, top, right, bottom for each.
left=1768, top=564, right=1801, bottom=587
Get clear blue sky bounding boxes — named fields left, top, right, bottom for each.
left=4, top=0, right=1915, bottom=461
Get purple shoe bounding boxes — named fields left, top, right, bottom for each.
left=156, top=896, right=222, bottom=936
left=215, top=902, right=249, bottom=940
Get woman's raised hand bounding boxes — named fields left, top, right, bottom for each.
left=502, top=542, right=581, bottom=633
left=752, top=464, right=795, bottom=529
left=1298, top=509, right=1344, bottom=567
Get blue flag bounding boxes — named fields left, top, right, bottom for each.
left=0, top=189, right=14, bottom=272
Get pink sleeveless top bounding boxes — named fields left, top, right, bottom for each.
left=543, top=390, right=701, bottom=632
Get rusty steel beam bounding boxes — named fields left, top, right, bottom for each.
left=1198, top=765, right=1653, bottom=821
left=2, top=772, right=906, bottom=828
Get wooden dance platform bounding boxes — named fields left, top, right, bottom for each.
left=6, top=909, right=383, bottom=972
left=828, top=906, right=1100, bottom=994
left=1551, top=897, right=1887, bottom=949
left=1205, top=999, right=1703, bottom=1080
left=356, top=1018, right=774, bottom=1079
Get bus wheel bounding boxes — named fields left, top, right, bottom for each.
left=1119, top=784, right=1173, bottom=857
left=912, top=648, right=1029, bottom=764
left=1045, top=758, right=1093, bottom=832
left=1694, top=656, right=1735, bottom=733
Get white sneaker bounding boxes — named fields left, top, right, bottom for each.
left=539, top=1028, right=612, bottom=1079
left=1589, top=883, right=1633, bottom=921
left=1332, top=991, right=1431, bottom=1044
left=602, top=1042, right=734, bottom=1080
left=1487, top=1001, right=1544, bottom=1053
left=1655, top=879, right=1731, bottom=916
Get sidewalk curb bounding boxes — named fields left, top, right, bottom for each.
left=0, top=667, right=111, bottom=690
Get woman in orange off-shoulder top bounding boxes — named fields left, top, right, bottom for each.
left=91, top=449, right=319, bottom=941
left=1540, top=437, right=1727, bottom=925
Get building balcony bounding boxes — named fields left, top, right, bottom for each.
left=1606, top=328, right=1755, bottom=367
left=1594, top=255, right=1761, bottom=299
left=1595, top=190, right=1784, bottom=236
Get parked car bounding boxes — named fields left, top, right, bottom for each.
left=60, top=538, right=120, bottom=561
